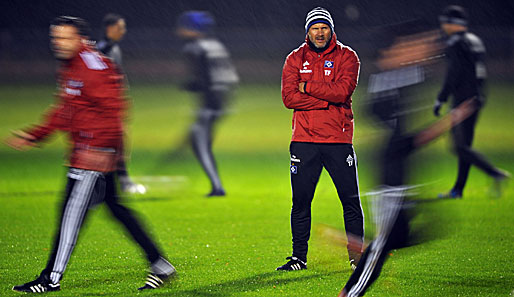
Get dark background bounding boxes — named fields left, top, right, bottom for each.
left=1, top=0, right=513, bottom=83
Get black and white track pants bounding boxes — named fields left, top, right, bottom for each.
left=343, top=187, right=409, bottom=297
left=42, top=168, right=162, bottom=284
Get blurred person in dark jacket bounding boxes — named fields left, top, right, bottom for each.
left=97, top=13, right=146, bottom=194
left=339, top=22, right=476, bottom=297
left=434, top=5, right=510, bottom=199
left=97, top=13, right=126, bottom=70
left=176, top=11, right=239, bottom=197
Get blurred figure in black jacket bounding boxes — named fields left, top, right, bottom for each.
left=339, top=22, right=459, bottom=296
left=434, top=5, right=509, bottom=199
left=176, top=11, right=239, bottom=197
left=97, top=13, right=146, bottom=194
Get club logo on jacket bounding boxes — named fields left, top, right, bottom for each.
left=324, top=60, right=333, bottom=76
left=346, top=154, right=354, bottom=166
left=324, top=60, right=334, bottom=68
left=300, top=61, right=312, bottom=73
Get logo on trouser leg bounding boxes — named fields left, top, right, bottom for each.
left=290, top=155, right=301, bottom=162
left=290, top=154, right=300, bottom=174
left=346, top=154, right=354, bottom=166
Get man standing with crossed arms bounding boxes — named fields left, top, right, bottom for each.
left=276, top=7, right=364, bottom=272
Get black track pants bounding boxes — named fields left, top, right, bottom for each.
left=289, top=142, right=364, bottom=262
left=451, top=111, right=502, bottom=192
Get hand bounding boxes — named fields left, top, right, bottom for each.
left=433, top=101, right=443, bottom=117
left=298, top=82, right=306, bottom=93
left=473, top=96, right=484, bottom=109
left=4, top=131, right=37, bottom=151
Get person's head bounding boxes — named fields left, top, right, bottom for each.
left=50, top=16, right=90, bottom=60
left=305, top=7, right=334, bottom=49
left=176, top=11, right=215, bottom=40
left=377, top=30, right=441, bottom=70
left=103, top=13, right=126, bottom=42
left=439, top=5, right=468, bottom=35
left=376, top=19, right=442, bottom=70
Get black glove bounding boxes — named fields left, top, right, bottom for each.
left=474, top=96, right=484, bottom=109
left=433, top=100, right=443, bottom=117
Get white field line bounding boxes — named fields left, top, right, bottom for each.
left=134, top=176, right=188, bottom=183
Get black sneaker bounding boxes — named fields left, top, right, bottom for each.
left=276, top=256, right=307, bottom=271
left=12, top=273, right=60, bottom=293
left=138, top=258, right=176, bottom=290
left=138, top=273, right=169, bottom=290
left=493, top=170, right=511, bottom=198
left=119, top=175, right=146, bottom=194
left=349, top=259, right=358, bottom=271
left=437, top=189, right=462, bottom=199
left=207, top=188, right=226, bottom=197
left=348, top=250, right=362, bottom=271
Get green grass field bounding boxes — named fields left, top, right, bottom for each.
left=0, top=83, right=513, bottom=296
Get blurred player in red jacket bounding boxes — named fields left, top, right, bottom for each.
left=6, top=16, right=174, bottom=293
left=276, top=7, right=364, bottom=272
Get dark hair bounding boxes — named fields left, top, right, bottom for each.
left=103, top=13, right=123, bottom=29
left=439, top=5, right=468, bottom=26
left=51, top=16, right=91, bottom=38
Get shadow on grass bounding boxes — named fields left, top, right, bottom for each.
left=167, top=270, right=341, bottom=296
left=0, top=190, right=58, bottom=198
left=74, top=270, right=344, bottom=296
left=399, top=270, right=511, bottom=294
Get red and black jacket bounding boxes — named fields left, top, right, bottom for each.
left=25, top=45, right=125, bottom=172
left=281, top=33, right=360, bottom=144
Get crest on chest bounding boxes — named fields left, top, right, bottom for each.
left=324, top=60, right=334, bottom=76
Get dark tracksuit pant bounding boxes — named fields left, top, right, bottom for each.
left=289, top=142, right=364, bottom=262
left=191, top=91, right=226, bottom=193
left=450, top=110, right=503, bottom=192
left=343, top=133, right=413, bottom=297
left=116, top=141, right=130, bottom=178
left=343, top=187, right=410, bottom=297
left=41, top=168, right=162, bottom=284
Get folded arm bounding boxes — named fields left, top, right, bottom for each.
left=305, top=50, right=360, bottom=104
left=281, top=54, right=329, bottom=110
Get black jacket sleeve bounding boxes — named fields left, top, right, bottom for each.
left=437, top=43, right=462, bottom=103
left=182, top=42, right=208, bottom=92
